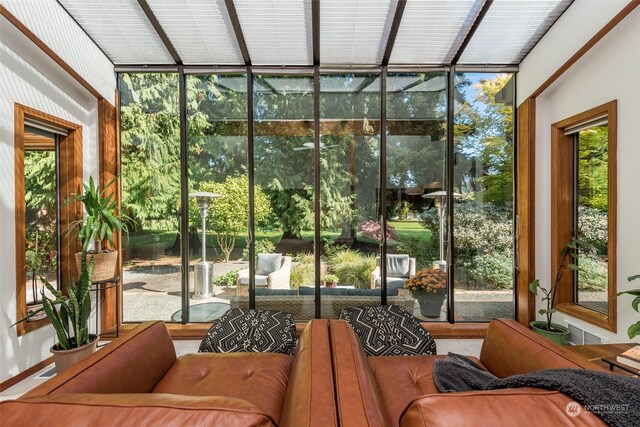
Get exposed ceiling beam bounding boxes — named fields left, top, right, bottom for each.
left=312, top=0, right=320, bottom=66
left=449, top=0, right=494, bottom=66
left=381, top=0, right=406, bottom=66
left=224, top=0, right=251, bottom=66
left=137, top=0, right=182, bottom=65
left=354, top=75, right=378, bottom=93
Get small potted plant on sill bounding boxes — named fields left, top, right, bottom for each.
left=14, top=250, right=98, bottom=373
left=529, top=237, right=585, bottom=346
left=66, top=176, right=128, bottom=282
left=617, top=275, right=640, bottom=339
left=405, top=268, right=447, bottom=318
left=323, top=274, right=339, bottom=288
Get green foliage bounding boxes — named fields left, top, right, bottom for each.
left=617, top=275, right=640, bottom=339
left=395, top=237, right=436, bottom=270
left=577, top=126, right=608, bottom=211
left=468, top=254, right=513, bottom=290
left=290, top=253, right=326, bottom=290
left=576, top=255, right=608, bottom=291
left=323, top=274, right=339, bottom=283
left=190, top=175, right=271, bottom=262
left=25, top=249, right=44, bottom=305
left=577, top=205, right=608, bottom=254
left=266, top=179, right=313, bottom=238
left=242, top=239, right=276, bottom=261
left=213, top=270, right=241, bottom=287
left=66, top=176, right=129, bottom=252
left=328, top=249, right=376, bottom=289
left=14, top=250, right=94, bottom=350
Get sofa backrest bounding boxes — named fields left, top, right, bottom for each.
left=480, top=318, right=604, bottom=378
left=22, top=321, right=177, bottom=398
left=329, top=320, right=389, bottom=427
left=280, top=320, right=338, bottom=427
left=2, top=393, right=277, bottom=427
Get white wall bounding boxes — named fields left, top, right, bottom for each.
left=517, top=0, right=629, bottom=105
left=0, top=14, right=115, bottom=382
left=532, top=7, right=640, bottom=343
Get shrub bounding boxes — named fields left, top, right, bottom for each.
left=577, top=205, right=608, bottom=255
left=468, top=254, right=513, bottom=290
left=577, top=255, right=608, bottom=292
left=242, top=239, right=276, bottom=261
left=329, top=249, right=376, bottom=289
left=357, top=219, right=397, bottom=241
left=290, top=252, right=327, bottom=290
left=213, top=269, right=240, bottom=287
left=395, top=237, right=436, bottom=270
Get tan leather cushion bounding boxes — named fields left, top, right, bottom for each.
left=1, top=393, right=276, bottom=427
left=280, top=320, right=339, bottom=427
left=369, top=355, right=486, bottom=427
left=329, top=320, right=389, bottom=427
left=22, top=321, right=176, bottom=398
left=153, top=352, right=292, bottom=424
left=400, top=389, right=606, bottom=427
left=480, top=319, right=605, bottom=378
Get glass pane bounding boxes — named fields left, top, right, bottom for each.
left=319, top=73, right=381, bottom=319
left=453, top=72, right=515, bottom=321
left=459, top=0, right=572, bottom=64
left=234, top=0, right=312, bottom=65
left=387, top=72, right=448, bottom=320
left=24, top=132, right=59, bottom=316
left=147, top=0, right=244, bottom=65
left=390, top=0, right=481, bottom=65
left=119, top=73, right=182, bottom=322
left=320, top=0, right=397, bottom=65
left=576, top=125, right=608, bottom=314
left=253, top=74, right=315, bottom=320
left=58, top=0, right=175, bottom=64
left=186, top=74, right=248, bottom=322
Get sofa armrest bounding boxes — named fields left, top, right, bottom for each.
left=22, top=321, right=176, bottom=398
left=409, top=258, right=416, bottom=277
left=480, top=319, right=605, bottom=378
left=400, top=389, right=606, bottom=427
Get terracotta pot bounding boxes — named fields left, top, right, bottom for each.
left=530, top=321, right=570, bottom=346
left=26, top=303, right=46, bottom=322
left=324, top=281, right=338, bottom=288
left=417, top=294, right=446, bottom=318
left=75, top=250, right=117, bottom=282
left=50, top=334, right=99, bottom=374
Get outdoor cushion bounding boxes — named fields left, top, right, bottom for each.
left=238, top=274, right=268, bottom=287
left=299, top=286, right=350, bottom=296
left=339, top=305, right=436, bottom=356
left=374, top=277, right=407, bottom=290
left=386, top=254, right=410, bottom=278
left=256, top=253, right=283, bottom=275
left=199, top=308, right=297, bottom=355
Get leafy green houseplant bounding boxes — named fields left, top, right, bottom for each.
left=323, top=274, right=339, bottom=288
left=529, top=238, right=583, bottom=345
left=405, top=268, right=447, bottom=318
left=617, top=275, right=640, bottom=339
left=66, top=176, right=127, bottom=281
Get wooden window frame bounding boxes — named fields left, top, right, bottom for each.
left=551, top=100, right=617, bottom=332
left=15, top=104, right=83, bottom=336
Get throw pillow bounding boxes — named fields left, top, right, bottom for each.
left=256, top=253, right=282, bottom=275
left=199, top=308, right=297, bottom=355
left=339, top=305, right=437, bottom=356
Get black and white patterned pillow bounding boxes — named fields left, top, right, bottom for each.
left=339, top=305, right=437, bottom=356
left=199, top=308, right=297, bottom=355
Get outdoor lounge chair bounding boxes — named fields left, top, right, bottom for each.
left=370, top=254, right=416, bottom=291
left=236, top=254, right=292, bottom=296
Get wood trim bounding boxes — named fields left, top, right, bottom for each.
left=551, top=101, right=617, bottom=332
left=515, top=98, right=537, bottom=326
left=0, top=5, right=104, bottom=100
left=530, top=1, right=640, bottom=99
left=0, top=356, right=53, bottom=392
left=14, top=104, right=83, bottom=336
left=98, top=97, right=120, bottom=334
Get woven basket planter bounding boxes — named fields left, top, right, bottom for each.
left=51, top=335, right=99, bottom=374
left=75, top=250, right=118, bottom=282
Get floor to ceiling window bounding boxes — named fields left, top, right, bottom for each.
left=118, top=70, right=515, bottom=323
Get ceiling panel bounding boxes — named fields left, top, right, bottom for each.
left=390, top=0, right=482, bottom=65
left=321, top=0, right=398, bottom=65
left=459, top=0, right=573, bottom=64
left=233, top=0, right=312, bottom=65
left=58, top=0, right=174, bottom=64
left=146, top=0, right=243, bottom=65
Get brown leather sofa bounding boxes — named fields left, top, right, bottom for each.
left=1, top=318, right=609, bottom=427
left=329, top=318, right=607, bottom=427
left=1, top=320, right=337, bottom=427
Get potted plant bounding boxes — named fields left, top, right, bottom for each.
left=617, top=275, right=640, bottom=339
left=405, top=268, right=447, bottom=318
left=25, top=249, right=46, bottom=321
left=529, top=238, right=584, bottom=345
left=66, top=176, right=127, bottom=282
left=323, top=274, right=339, bottom=288
left=14, top=250, right=98, bottom=373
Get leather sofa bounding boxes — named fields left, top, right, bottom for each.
left=1, top=318, right=609, bottom=427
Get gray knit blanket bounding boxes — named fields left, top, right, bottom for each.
left=433, top=353, right=640, bottom=427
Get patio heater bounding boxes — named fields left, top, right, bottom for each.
left=189, top=192, right=220, bottom=299
left=422, top=191, right=460, bottom=272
